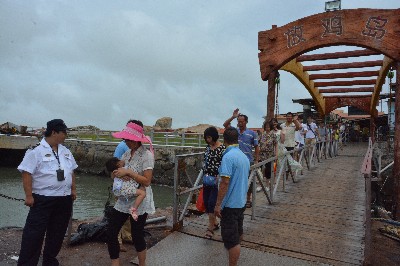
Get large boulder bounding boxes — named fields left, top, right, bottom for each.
left=185, top=124, right=219, bottom=134
left=154, top=117, right=172, bottom=129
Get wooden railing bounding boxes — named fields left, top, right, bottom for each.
left=172, top=139, right=339, bottom=230
left=361, top=137, right=373, bottom=265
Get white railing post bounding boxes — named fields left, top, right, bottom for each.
left=251, top=171, right=257, bottom=220
left=172, top=156, right=179, bottom=229
left=150, top=129, right=154, bottom=142
left=181, top=132, right=185, bottom=146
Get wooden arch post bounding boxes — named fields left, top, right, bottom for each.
left=266, top=70, right=278, bottom=123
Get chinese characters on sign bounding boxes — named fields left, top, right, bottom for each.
left=321, top=16, right=343, bottom=37
left=284, top=25, right=306, bottom=48
left=283, top=14, right=390, bottom=50
left=362, top=16, right=388, bottom=39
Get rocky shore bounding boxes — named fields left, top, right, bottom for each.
left=0, top=207, right=187, bottom=265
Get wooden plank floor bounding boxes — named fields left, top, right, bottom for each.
left=180, top=143, right=368, bottom=265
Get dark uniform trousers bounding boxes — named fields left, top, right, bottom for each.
left=18, top=194, right=72, bottom=266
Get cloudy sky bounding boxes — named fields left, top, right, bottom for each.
left=1, top=0, right=398, bottom=130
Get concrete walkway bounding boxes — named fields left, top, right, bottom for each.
left=135, top=231, right=327, bottom=266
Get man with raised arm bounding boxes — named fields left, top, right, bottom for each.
left=223, top=108, right=259, bottom=208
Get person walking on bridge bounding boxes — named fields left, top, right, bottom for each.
left=223, top=108, right=259, bottom=208
left=281, top=112, right=301, bottom=152
left=214, top=127, right=250, bottom=266
left=202, top=126, right=225, bottom=239
left=281, top=112, right=301, bottom=177
left=305, top=116, right=319, bottom=160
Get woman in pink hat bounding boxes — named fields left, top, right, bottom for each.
left=106, top=120, right=155, bottom=266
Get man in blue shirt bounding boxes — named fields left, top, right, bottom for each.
left=223, top=108, right=259, bottom=207
left=114, top=141, right=129, bottom=159
left=215, top=127, right=250, bottom=266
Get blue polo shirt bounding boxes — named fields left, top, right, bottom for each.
left=235, top=127, right=258, bottom=163
left=219, top=145, right=250, bottom=209
left=114, top=141, right=129, bottom=159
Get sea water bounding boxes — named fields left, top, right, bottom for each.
left=0, top=167, right=174, bottom=228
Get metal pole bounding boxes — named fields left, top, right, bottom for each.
left=393, top=62, right=400, bottom=220
left=251, top=172, right=256, bottom=220
left=172, top=157, right=180, bottom=230
left=150, top=129, right=154, bottom=142
left=370, top=111, right=376, bottom=144
left=181, top=132, right=185, bottom=146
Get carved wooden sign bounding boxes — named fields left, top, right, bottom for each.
left=258, top=9, right=400, bottom=80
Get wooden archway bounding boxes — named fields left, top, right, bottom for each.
left=258, top=8, right=400, bottom=121
left=258, top=8, right=400, bottom=219
left=259, top=9, right=400, bottom=79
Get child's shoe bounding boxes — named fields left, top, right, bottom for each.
left=130, top=207, right=139, bottom=221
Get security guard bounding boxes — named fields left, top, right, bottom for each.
left=17, top=119, right=78, bottom=266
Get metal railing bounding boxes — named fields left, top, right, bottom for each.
left=66, top=128, right=219, bottom=147
left=248, top=139, right=338, bottom=220
left=172, top=139, right=339, bottom=229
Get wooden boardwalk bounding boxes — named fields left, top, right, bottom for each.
left=180, top=143, right=368, bottom=265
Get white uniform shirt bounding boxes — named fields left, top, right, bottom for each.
left=17, top=138, right=78, bottom=196
left=281, top=122, right=297, bottom=148
left=114, top=145, right=156, bottom=215
left=305, top=122, right=318, bottom=139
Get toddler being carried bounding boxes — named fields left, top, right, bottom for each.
left=106, top=157, right=146, bottom=221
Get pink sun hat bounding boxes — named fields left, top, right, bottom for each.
left=112, top=122, right=153, bottom=154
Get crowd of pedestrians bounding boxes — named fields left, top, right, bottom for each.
left=16, top=112, right=348, bottom=266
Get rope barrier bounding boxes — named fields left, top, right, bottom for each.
left=0, top=193, right=24, bottom=202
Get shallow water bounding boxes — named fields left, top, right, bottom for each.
left=0, top=167, right=174, bottom=228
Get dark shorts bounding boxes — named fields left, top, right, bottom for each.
left=221, top=207, right=245, bottom=250
left=285, top=147, right=295, bottom=152
left=264, top=161, right=272, bottom=179
left=203, top=185, right=218, bottom=213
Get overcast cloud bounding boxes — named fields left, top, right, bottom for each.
left=0, top=0, right=398, bottom=130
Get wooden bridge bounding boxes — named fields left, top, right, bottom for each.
left=141, top=143, right=368, bottom=265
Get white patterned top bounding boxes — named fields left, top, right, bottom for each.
left=113, top=145, right=155, bottom=215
